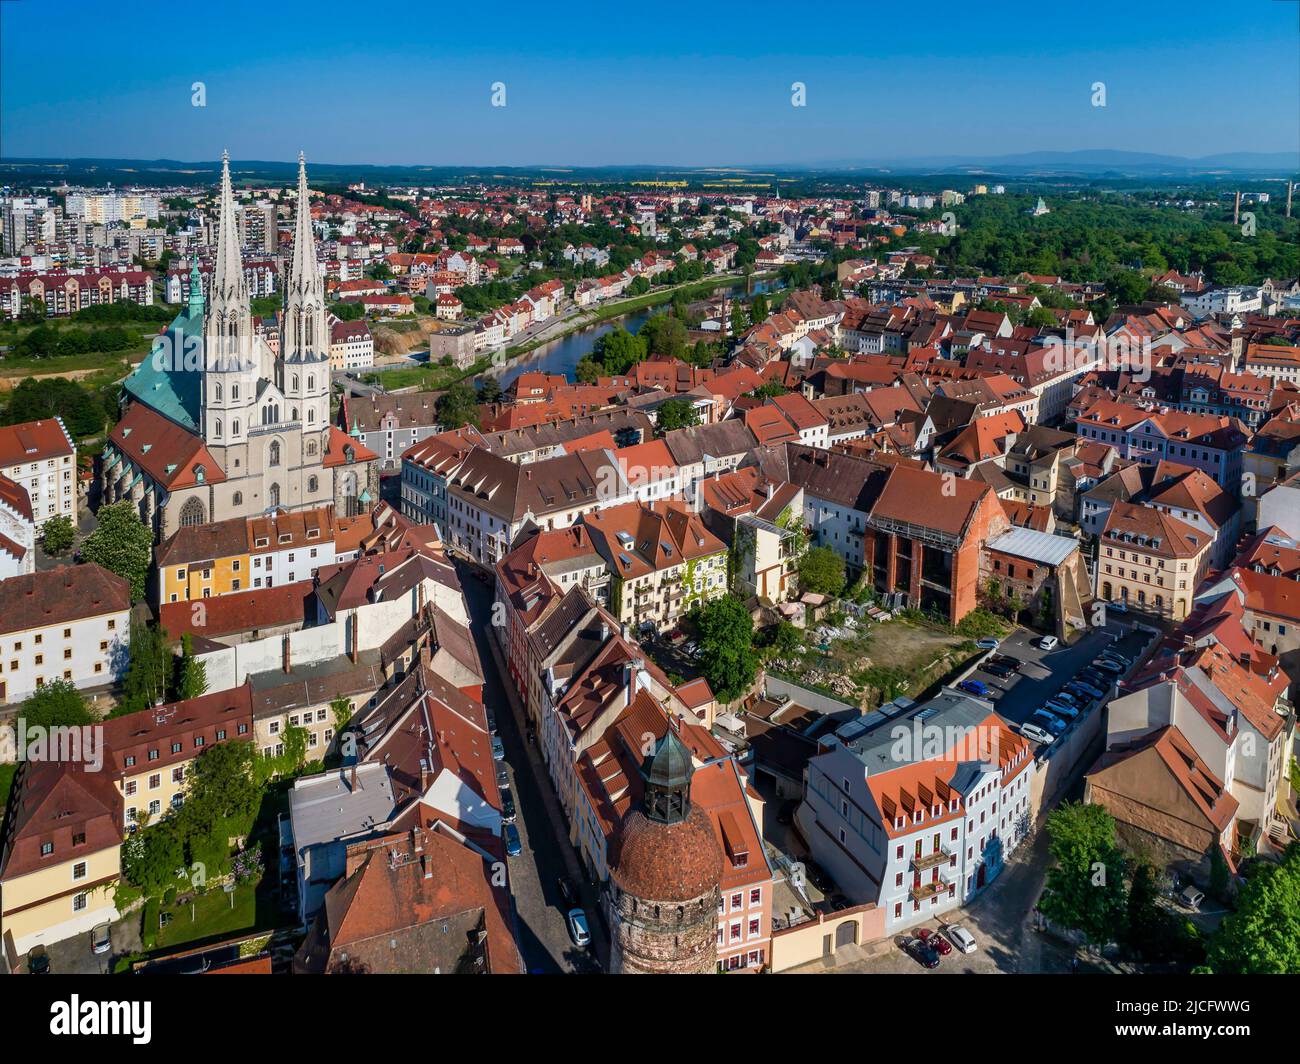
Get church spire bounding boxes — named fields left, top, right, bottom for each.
left=211, top=150, right=248, bottom=308
left=288, top=151, right=323, bottom=296
left=281, top=152, right=328, bottom=377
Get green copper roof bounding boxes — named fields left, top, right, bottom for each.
left=122, top=306, right=204, bottom=431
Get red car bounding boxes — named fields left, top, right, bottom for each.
left=917, top=927, right=952, bottom=956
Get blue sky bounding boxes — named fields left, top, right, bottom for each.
left=2, top=0, right=1296, bottom=166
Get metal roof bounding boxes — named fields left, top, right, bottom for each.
left=986, top=527, right=1079, bottom=567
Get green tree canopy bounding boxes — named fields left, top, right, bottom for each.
left=17, top=679, right=94, bottom=734
left=692, top=597, right=759, bottom=703
left=656, top=398, right=700, bottom=432
left=798, top=545, right=846, bottom=597
left=41, top=514, right=75, bottom=555
left=1202, top=843, right=1300, bottom=974
left=435, top=381, right=481, bottom=430
left=1038, top=801, right=1128, bottom=947
left=81, top=500, right=153, bottom=600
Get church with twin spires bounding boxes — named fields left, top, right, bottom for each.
left=103, top=152, right=378, bottom=541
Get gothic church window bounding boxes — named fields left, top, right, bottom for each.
left=179, top=498, right=206, bottom=527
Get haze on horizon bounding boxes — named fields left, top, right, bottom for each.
left=1, top=0, right=1296, bottom=168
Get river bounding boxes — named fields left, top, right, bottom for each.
left=490, top=277, right=783, bottom=389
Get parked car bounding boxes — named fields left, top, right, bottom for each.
left=91, top=922, right=111, bottom=956
left=567, top=908, right=591, bottom=947
left=945, top=924, right=978, bottom=954
left=491, top=734, right=506, bottom=761
left=903, top=937, right=941, bottom=969
left=1100, top=651, right=1131, bottom=668
left=504, top=822, right=522, bottom=857
left=1079, top=669, right=1108, bottom=687
left=984, top=662, right=1013, bottom=679
left=992, top=654, right=1024, bottom=671
left=27, top=946, right=50, bottom=974
left=976, top=638, right=1000, bottom=651
left=557, top=876, right=578, bottom=908
left=917, top=927, right=952, bottom=955
left=1031, top=709, right=1068, bottom=736
left=1108, top=599, right=1129, bottom=613
left=1051, top=691, right=1078, bottom=706
left=1095, top=658, right=1125, bottom=675
left=500, top=787, right=516, bottom=822
left=1179, top=885, right=1206, bottom=911
left=496, top=764, right=510, bottom=788
left=1038, top=635, right=1060, bottom=651
left=1066, top=680, right=1104, bottom=701
left=1020, top=722, right=1056, bottom=745
left=957, top=678, right=989, bottom=697
left=1045, top=699, right=1079, bottom=720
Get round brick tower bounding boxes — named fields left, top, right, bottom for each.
left=608, top=728, right=723, bottom=975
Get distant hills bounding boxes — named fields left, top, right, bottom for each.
left=815, top=149, right=1299, bottom=176
left=0, top=148, right=1295, bottom=190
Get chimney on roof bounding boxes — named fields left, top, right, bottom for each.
left=349, top=760, right=360, bottom=791
left=282, top=634, right=292, bottom=673
left=422, top=853, right=433, bottom=880
left=348, top=616, right=359, bottom=664
left=419, top=757, right=432, bottom=792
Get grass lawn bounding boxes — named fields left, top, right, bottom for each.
left=365, top=359, right=481, bottom=392
left=153, top=880, right=276, bottom=953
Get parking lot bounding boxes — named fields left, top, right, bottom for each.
left=960, top=622, right=1153, bottom=742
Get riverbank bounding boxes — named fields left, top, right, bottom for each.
left=364, top=270, right=777, bottom=392
left=500, top=270, right=774, bottom=360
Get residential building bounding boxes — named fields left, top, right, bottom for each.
left=1095, top=500, right=1213, bottom=620
left=795, top=689, right=1035, bottom=935
left=581, top=501, right=728, bottom=634
left=0, top=565, right=130, bottom=705
left=0, top=418, right=76, bottom=529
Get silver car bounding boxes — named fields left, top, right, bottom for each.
left=1020, top=722, right=1056, bottom=745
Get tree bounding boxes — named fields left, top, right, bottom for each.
left=113, top=619, right=170, bottom=717
left=798, top=545, right=846, bottom=597
left=691, top=597, right=759, bottom=703
left=477, top=376, right=502, bottom=405
left=1105, top=268, right=1151, bottom=306
left=174, top=633, right=208, bottom=701
left=574, top=356, right=601, bottom=384
left=120, top=820, right=186, bottom=898
left=751, top=293, right=770, bottom=321
left=41, top=514, right=75, bottom=555
left=656, top=398, right=700, bottom=432
left=1201, top=843, right=1300, bottom=974
left=591, top=327, right=647, bottom=375
left=764, top=620, right=803, bottom=661
left=1038, top=802, right=1128, bottom=948
left=81, top=500, right=152, bottom=600
left=17, top=680, right=94, bottom=733
left=436, top=381, right=481, bottom=430
left=182, top=740, right=263, bottom=840
left=640, top=313, right=688, bottom=360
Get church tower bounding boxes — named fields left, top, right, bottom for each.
left=608, top=729, right=723, bottom=974
left=201, top=151, right=260, bottom=468
left=280, top=153, right=332, bottom=455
